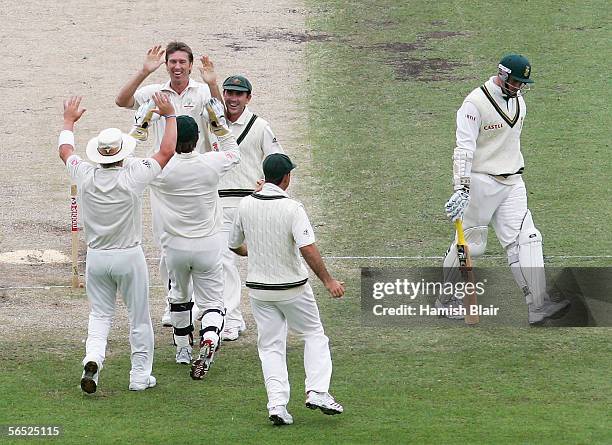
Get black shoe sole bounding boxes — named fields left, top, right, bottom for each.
left=269, top=415, right=290, bottom=426
left=305, top=402, right=342, bottom=415
left=190, top=358, right=209, bottom=380
left=80, top=361, right=98, bottom=394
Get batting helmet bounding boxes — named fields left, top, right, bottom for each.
left=498, top=54, right=534, bottom=84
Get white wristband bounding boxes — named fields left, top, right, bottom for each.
left=58, top=130, right=75, bottom=148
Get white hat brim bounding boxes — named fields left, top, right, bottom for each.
left=86, top=132, right=137, bottom=164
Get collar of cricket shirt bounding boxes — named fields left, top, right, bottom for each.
left=260, top=182, right=289, bottom=197
left=231, top=106, right=253, bottom=126
left=160, top=78, right=198, bottom=95
left=175, top=152, right=198, bottom=159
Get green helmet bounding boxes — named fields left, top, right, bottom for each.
left=498, top=54, right=534, bottom=83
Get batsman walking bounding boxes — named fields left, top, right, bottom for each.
left=441, top=53, right=569, bottom=324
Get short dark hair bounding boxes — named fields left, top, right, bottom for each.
left=176, top=141, right=196, bottom=154
left=266, top=174, right=287, bottom=186
left=165, top=41, right=193, bottom=63
left=101, top=160, right=123, bottom=169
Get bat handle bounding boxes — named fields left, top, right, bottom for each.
left=455, top=219, right=467, bottom=245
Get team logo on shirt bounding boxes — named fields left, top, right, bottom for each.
left=303, top=229, right=309, bottom=236
left=70, top=158, right=79, bottom=166
left=483, top=123, right=504, bottom=130
left=212, top=142, right=219, bottom=151
left=141, top=160, right=152, bottom=168
left=272, top=137, right=278, bottom=143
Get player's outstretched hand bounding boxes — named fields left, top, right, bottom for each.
left=445, top=188, right=470, bottom=221
left=63, top=96, right=86, bottom=124
left=206, top=97, right=230, bottom=136
left=151, top=92, right=174, bottom=117
left=199, top=55, right=217, bottom=85
left=143, top=45, right=165, bottom=75
left=325, top=279, right=345, bottom=299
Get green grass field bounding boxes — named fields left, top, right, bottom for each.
left=1, top=1, right=611, bottom=444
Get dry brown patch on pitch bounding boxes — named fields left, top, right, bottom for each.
left=374, top=30, right=470, bottom=81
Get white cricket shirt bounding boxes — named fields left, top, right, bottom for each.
left=229, top=183, right=315, bottom=301
left=66, top=155, right=161, bottom=249
left=456, top=76, right=526, bottom=176
left=150, top=134, right=240, bottom=250
left=134, top=79, right=213, bottom=155
left=218, top=107, right=284, bottom=207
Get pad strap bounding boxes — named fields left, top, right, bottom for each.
left=174, top=325, right=195, bottom=336
left=202, top=308, right=225, bottom=317
left=200, top=326, right=221, bottom=336
left=170, top=301, right=194, bottom=312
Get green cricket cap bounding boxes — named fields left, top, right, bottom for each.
left=499, top=54, right=534, bottom=83
left=223, top=75, right=252, bottom=93
left=176, top=115, right=199, bottom=144
left=263, top=153, right=296, bottom=181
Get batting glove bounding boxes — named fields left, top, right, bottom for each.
left=206, top=98, right=230, bottom=136
left=445, top=188, right=470, bottom=222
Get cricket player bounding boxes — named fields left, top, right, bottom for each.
left=218, top=75, right=285, bottom=341
left=115, top=42, right=222, bottom=327
left=441, top=54, right=569, bottom=324
left=59, top=93, right=177, bottom=393
left=229, top=153, right=344, bottom=426
left=149, top=99, right=240, bottom=377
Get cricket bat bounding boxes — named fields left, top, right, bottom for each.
left=455, top=219, right=479, bottom=325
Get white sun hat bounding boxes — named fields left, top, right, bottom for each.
left=86, top=128, right=137, bottom=164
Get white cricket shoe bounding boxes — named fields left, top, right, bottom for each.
left=161, top=299, right=172, bottom=327
left=268, top=405, right=293, bottom=426
left=220, top=326, right=239, bottom=341
left=305, top=391, right=344, bottom=415
left=175, top=346, right=192, bottom=365
left=80, top=361, right=99, bottom=394
left=434, top=296, right=465, bottom=320
left=129, top=375, right=157, bottom=391
left=190, top=338, right=217, bottom=380
left=528, top=298, right=570, bottom=325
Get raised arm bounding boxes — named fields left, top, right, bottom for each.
left=150, top=92, right=176, bottom=169
left=115, top=45, right=166, bottom=108
left=59, top=96, right=86, bottom=164
left=300, top=243, right=345, bottom=298
left=199, top=55, right=223, bottom=103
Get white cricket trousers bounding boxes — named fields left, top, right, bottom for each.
left=221, top=206, right=245, bottom=329
left=83, top=245, right=154, bottom=384
left=250, top=284, right=332, bottom=409
left=165, top=234, right=224, bottom=312
left=462, top=172, right=528, bottom=248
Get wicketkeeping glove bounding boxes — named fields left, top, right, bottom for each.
left=445, top=188, right=470, bottom=222
left=205, top=98, right=230, bottom=137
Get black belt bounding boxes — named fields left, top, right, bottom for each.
left=494, top=167, right=524, bottom=179
left=246, top=278, right=308, bottom=290
left=219, top=189, right=254, bottom=198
